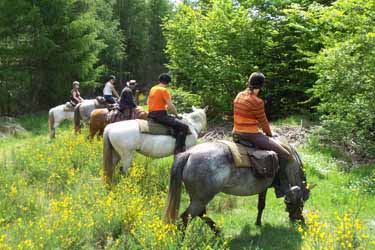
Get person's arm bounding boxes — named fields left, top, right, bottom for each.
left=111, top=85, right=120, bottom=98
left=77, top=90, right=84, bottom=102
left=72, top=90, right=81, bottom=103
left=166, top=99, right=178, bottom=116
left=253, top=100, right=272, bottom=137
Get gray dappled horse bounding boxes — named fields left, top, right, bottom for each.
left=74, top=99, right=107, bottom=133
left=164, top=141, right=310, bottom=231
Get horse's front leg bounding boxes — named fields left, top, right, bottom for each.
left=256, top=190, right=267, bottom=226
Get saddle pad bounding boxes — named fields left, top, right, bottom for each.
left=63, top=103, right=74, bottom=112
left=218, top=140, right=255, bottom=167
left=94, top=99, right=107, bottom=109
left=136, top=119, right=172, bottom=135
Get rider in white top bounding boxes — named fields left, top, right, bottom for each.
left=103, top=75, right=120, bottom=104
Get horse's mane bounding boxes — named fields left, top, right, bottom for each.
left=182, top=108, right=206, bottom=134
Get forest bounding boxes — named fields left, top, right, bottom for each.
left=1, top=0, right=375, bottom=249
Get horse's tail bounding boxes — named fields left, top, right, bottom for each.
left=103, top=129, right=114, bottom=184
left=164, top=152, right=190, bottom=223
left=89, top=109, right=98, bottom=139
left=48, top=109, right=55, bottom=139
left=74, top=103, right=82, bottom=133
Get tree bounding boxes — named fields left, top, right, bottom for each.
left=0, top=0, right=124, bottom=114
left=146, top=0, right=172, bottom=85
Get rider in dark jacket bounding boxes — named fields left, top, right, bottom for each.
left=119, top=80, right=137, bottom=113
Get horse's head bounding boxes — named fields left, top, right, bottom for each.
left=184, top=106, right=208, bottom=135
left=283, top=145, right=310, bottom=223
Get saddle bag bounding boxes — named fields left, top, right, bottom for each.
left=249, top=150, right=279, bottom=179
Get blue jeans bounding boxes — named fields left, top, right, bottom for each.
left=104, top=95, right=116, bottom=104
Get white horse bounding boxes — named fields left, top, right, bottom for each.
left=103, top=106, right=208, bottom=183
left=48, top=104, right=75, bottom=139
left=74, top=99, right=106, bottom=133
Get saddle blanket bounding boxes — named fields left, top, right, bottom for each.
left=218, top=140, right=278, bottom=169
left=136, top=119, right=173, bottom=135
left=136, top=119, right=191, bottom=135
left=63, top=102, right=74, bottom=112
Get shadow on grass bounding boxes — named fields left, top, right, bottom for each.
left=229, top=223, right=301, bottom=250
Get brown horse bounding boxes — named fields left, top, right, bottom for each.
left=89, top=107, right=148, bottom=139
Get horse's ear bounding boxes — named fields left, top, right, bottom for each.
left=192, top=106, right=196, bottom=111
left=203, top=105, right=209, bottom=112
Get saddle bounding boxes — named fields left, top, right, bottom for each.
left=218, top=140, right=279, bottom=179
left=63, top=102, right=75, bottom=112
left=136, top=119, right=191, bottom=136
left=95, top=96, right=110, bottom=109
left=106, top=108, right=135, bottom=123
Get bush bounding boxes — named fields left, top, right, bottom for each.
left=170, top=87, right=202, bottom=113
left=311, top=0, right=375, bottom=157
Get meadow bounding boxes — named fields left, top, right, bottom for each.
left=0, top=113, right=375, bottom=250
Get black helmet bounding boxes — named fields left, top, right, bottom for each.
left=158, top=73, right=172, bottom=84
left=109, top=75, right=116, bottom=81
left=248, top=72, right=265, bottom=90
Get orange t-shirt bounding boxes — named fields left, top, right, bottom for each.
left=148, top=85, right=171, bottom=112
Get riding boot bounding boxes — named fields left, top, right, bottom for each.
left=274, top=158, right=292, bottom=198
left=174, top=131, right=187, bottom=155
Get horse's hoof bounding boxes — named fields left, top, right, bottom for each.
left=120, top=167, right=126, bottom=174
left=255, top=221, right=262, bottom=227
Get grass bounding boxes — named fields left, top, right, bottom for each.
left=0, top=114, right=374, bottom=249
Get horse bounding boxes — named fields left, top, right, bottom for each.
left=74, top=99, right=102, bottom=133
left=164, top=140, right=311, bottom=231
left=103, top=106, right=208, bottom=183
left=48, top=104, right=75, bottom=139
left=89, top=107, right=148, bottom=139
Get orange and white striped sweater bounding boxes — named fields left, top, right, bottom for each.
left=233, top=90, right=272, bottom=136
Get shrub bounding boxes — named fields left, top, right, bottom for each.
left=311, top=0, right=375, bottom=157
left=170, top=87, right=202, bottom=113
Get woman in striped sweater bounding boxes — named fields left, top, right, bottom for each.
left=232, top=72, right=290, bottom=161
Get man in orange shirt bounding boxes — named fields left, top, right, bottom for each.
left=148, top=73, right=189, bottom=154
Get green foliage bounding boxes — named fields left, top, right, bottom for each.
left=116, top=0, right=172, bottom=85
left=0, top=0, right=124, bottom=114
left=164, top=1, right=255, bottom=113
left=310, top=0, right=375, bottom=157
left=180, top=218, right=227, bottom=250
left=170, top=87, right=202, bottom=113
left=163, top=0, right=323, bottom=117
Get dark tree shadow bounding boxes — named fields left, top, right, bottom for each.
left=229, top=223, right=302, bottom=250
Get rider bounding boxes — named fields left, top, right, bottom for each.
left=147, top=73, right=189, bottom=155
left=103, top=75, right=120, bottom=104
left=232, top=72, right=292, bottom=194
left=119, top=80, right=137, bottom=118
left=70, top=81, right=84, bottom=106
